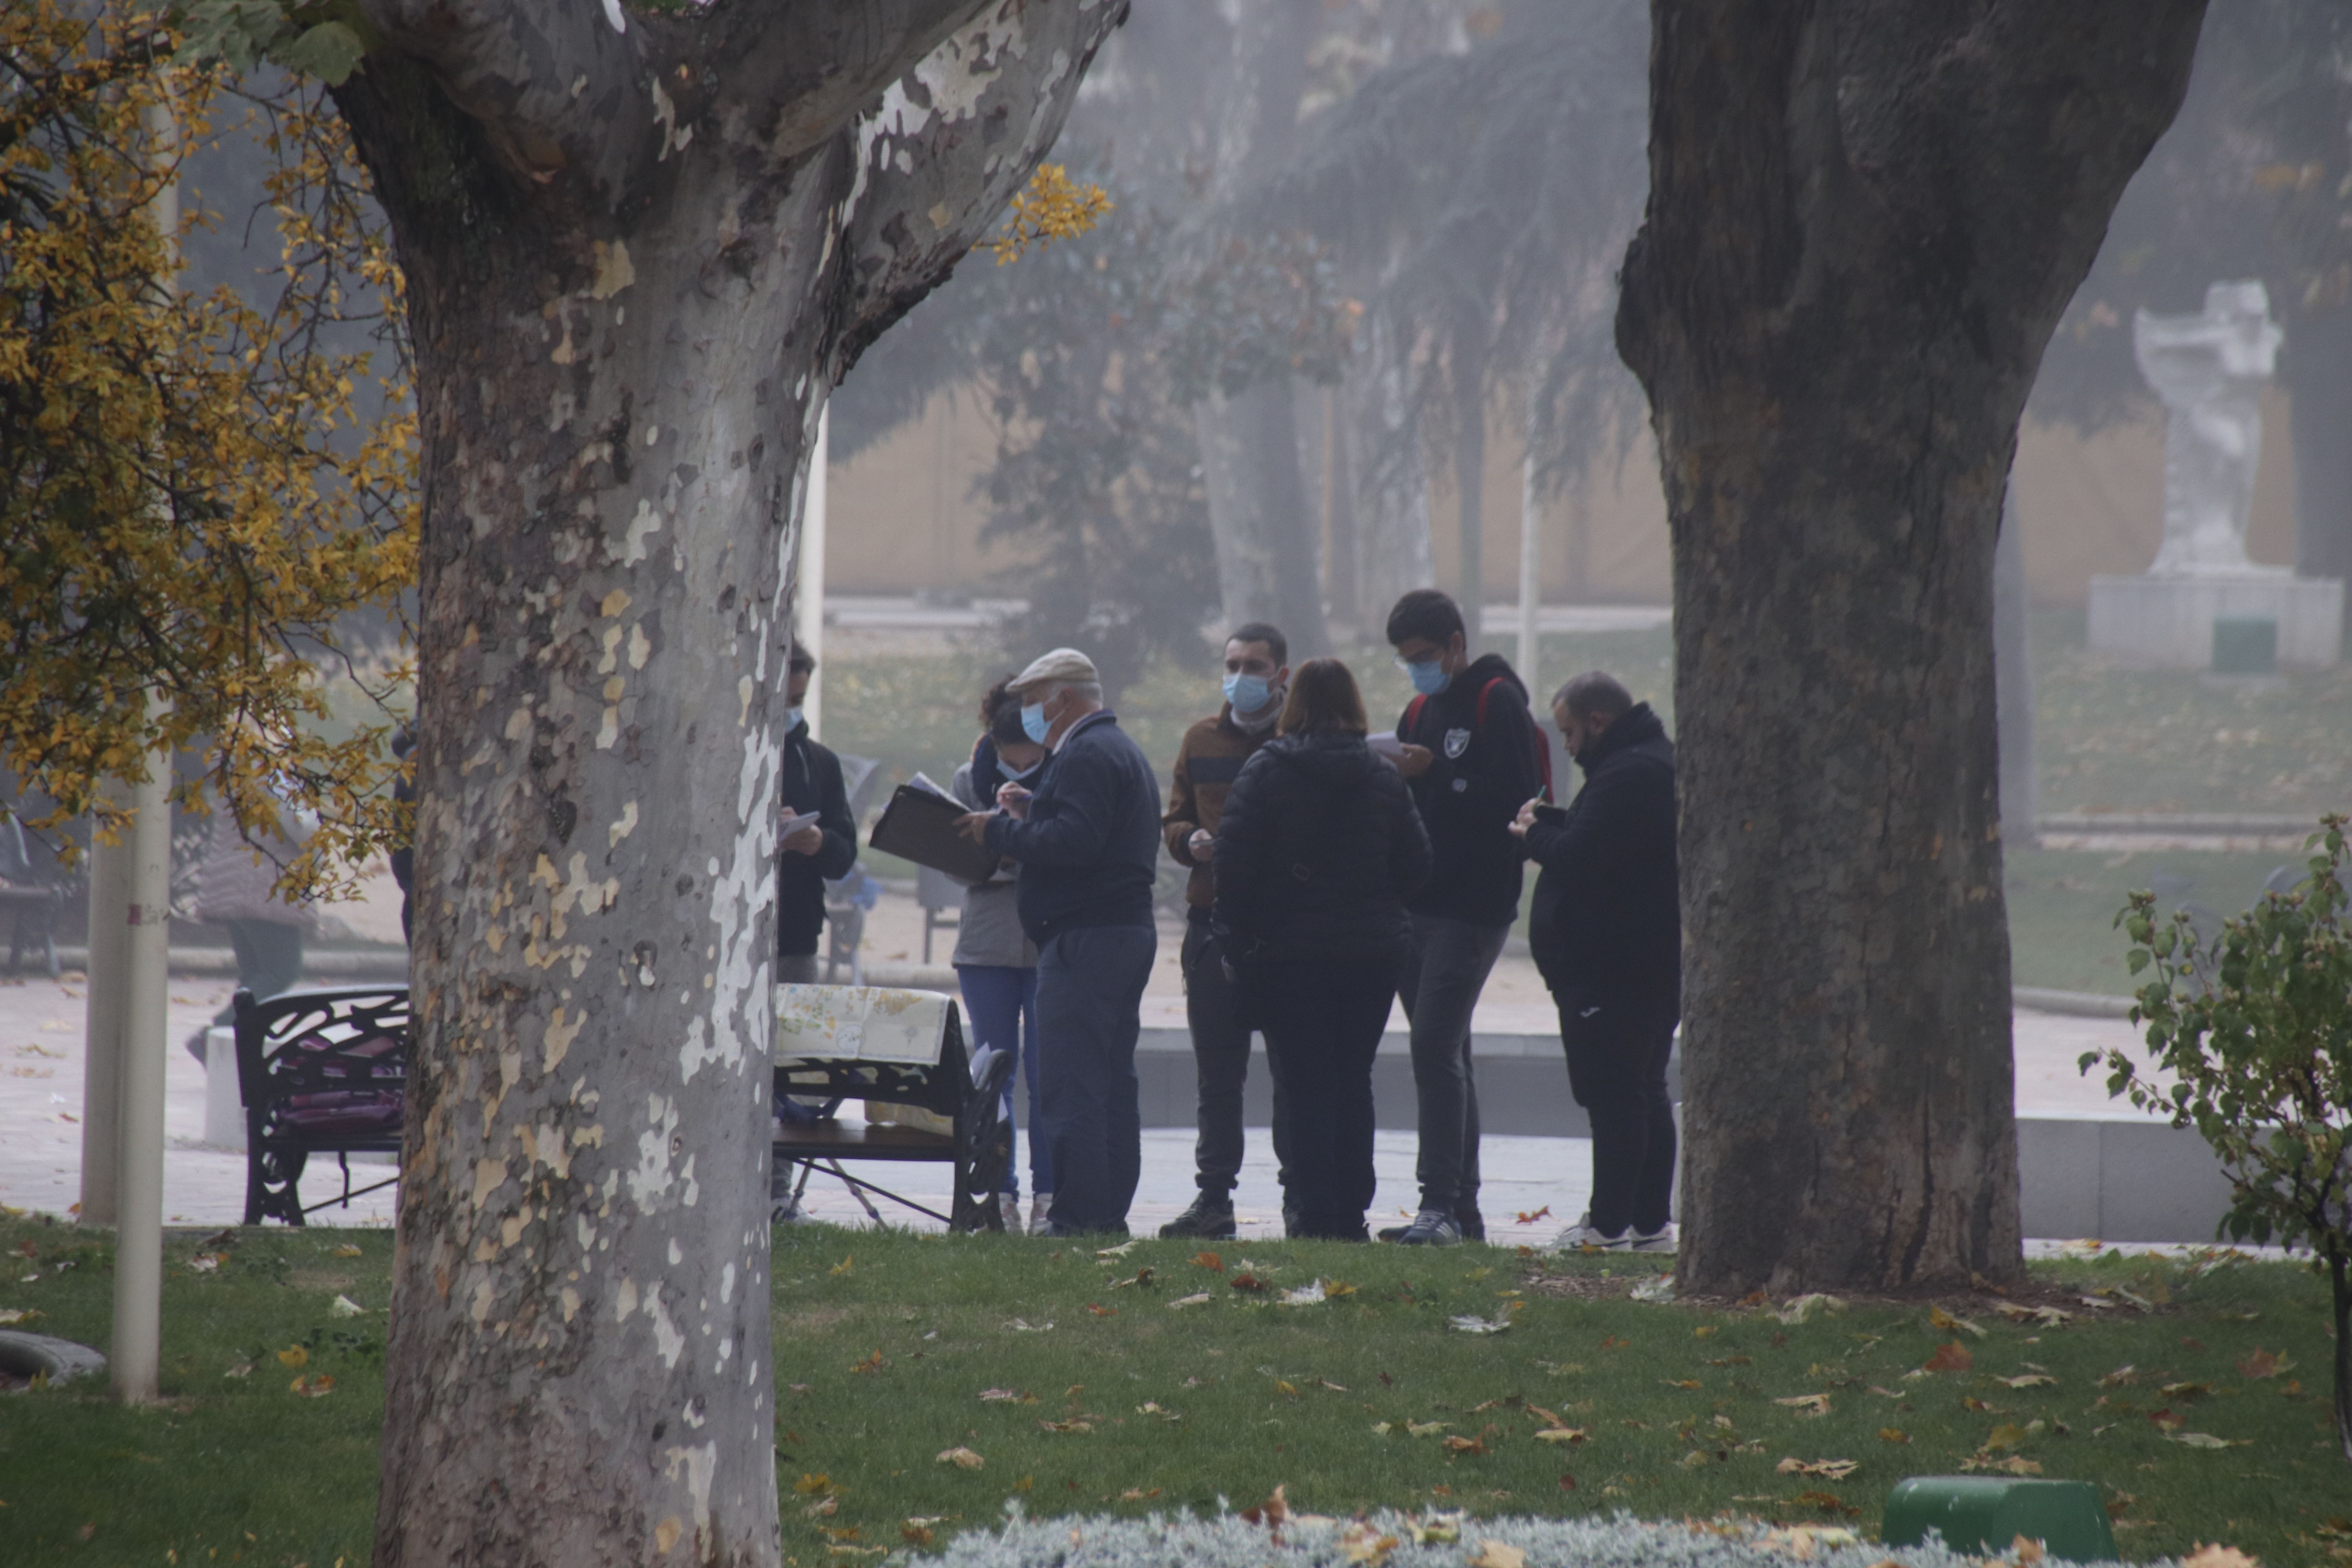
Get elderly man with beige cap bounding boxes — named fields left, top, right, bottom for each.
left=956, top=646, right=1162, bottom=1236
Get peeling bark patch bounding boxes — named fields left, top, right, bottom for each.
left=589, top=239, right=635, bottom=299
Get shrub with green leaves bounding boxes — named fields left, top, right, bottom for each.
left=2087, top=813, right=2352, bottom=1464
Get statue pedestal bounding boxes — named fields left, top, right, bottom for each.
left=2087, top=571, right=2343, bottom=668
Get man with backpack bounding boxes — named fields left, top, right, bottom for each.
left=1379, top=589, right=1548, bottom=1246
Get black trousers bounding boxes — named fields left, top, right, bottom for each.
left=1396, top=914, right=1509, bottom=1214
left=1181, top=912, right=1287, bottom=1197
left=1251, top=955, right=1399, bottom=1241
left=1558, top=1002, right=1677, bottom=1236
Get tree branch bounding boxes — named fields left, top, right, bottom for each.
left=833, top=0, right=1129, bottom=365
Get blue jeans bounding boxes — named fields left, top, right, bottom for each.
left=1035, top=924, right=1156, bottom=1234
left=958, top=964, right=1044, bottom=1198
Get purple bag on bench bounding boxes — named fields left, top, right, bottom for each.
left=279, top=1031, right=405, bottom=1136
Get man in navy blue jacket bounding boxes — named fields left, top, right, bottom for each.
left=777, top=644, right=858, bottom=980
left=1512, top=670, right=1679, bottom=1253
left=958, top=646, right=1161, bottom=1236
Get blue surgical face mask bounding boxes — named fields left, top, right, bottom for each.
left=1020, top=701, right=1052, bottom=745
left=1408, top=659, right=1451, bottom=697
left=785, top=706, right=806, bottom=732
left=1223, top=672, right=1272, bottom=714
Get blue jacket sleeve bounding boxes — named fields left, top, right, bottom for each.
left=983, top=748, right=1114, bottom=868
left=811, top=747, right=857, bottom=881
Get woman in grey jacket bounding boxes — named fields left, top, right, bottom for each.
left=952, top=681, right=1051, bottom=1233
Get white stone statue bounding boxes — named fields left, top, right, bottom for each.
left=2133, top=280, right=2285, bottom=578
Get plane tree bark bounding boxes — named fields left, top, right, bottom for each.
left=1615, top=1, right=2207, bottom=1293
left=329, top=2, right=1122, bottom=1562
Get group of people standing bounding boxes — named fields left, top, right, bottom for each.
left=774, top=587, right=1682, bottom=1251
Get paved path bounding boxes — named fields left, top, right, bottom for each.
left=0, top=965, right=2163, bottom=1238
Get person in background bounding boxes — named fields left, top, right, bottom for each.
left=192, top=796, right=318, bottom=1057
left=951, top=678, right=1051, bottom=1235
left=389, top=722, right=416, bottom=944
left=1512, top=671, right=1680, bottom=1253
left=775, top=643, right=858, bottom=982
left=773, top=643, right=858, bottom=1212
left=955, top=647, right=1160, bottom=1237
left=1214, top=659, right=1429, bottom=1241
left=1158, top=621, right=1290, bottom=1241
left=1380, top=588, right=1548, bottom=1246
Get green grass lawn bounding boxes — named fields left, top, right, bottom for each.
left=4, top=1217, right=2348, bottom=1565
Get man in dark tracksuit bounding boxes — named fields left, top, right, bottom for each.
left=1159, top=621, right=1288, bottom=1240
left=1383, top=589, right=1548, bottom=1246
left=970, top=647, right=1162, bottom=1237
left=776, top=644, right=858, bottom=980
left=1514, top=671, right=1679, bottom=1252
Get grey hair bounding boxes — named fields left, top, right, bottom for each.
left=1035, top=679, right=1104, bottom=706
left=1552, top=670, right=1633, bottom=720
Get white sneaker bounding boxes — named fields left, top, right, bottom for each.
left=1026, top=1194, right=1055, bottom=1236
left=1628, top=1223, right=1675, bottom=1253
left=1549, top=1211, right=1631, bottom=1252
left=995, top=1192, right=1022, bottom=1231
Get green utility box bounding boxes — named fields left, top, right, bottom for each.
left=2212, top=615, right=2279, bottom=675
left=1882, top=1477, right=2118, bottom=1563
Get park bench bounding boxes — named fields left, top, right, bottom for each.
left=771, top=984, right=1012, bottom=1232
left=232, top=985, right=410, bottom=1225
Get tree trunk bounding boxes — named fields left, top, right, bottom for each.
left=1194, top=381, right=1330, bottom=654
left=1994, top=481, right=2038, bottom=849
left=334, top=4, right=1119, bottom=1561
left=1617, top=0, right=2206, bottom=1293
left=1347, top=304, right=1436, bottom=639
left=1452, top=332, right=1488, bottom=648
left=1194, top=0, right=1329, bottom=656
left=1324, top=385, right=1361, bottom=631
left=2287, top=304, right=2352, bottom=587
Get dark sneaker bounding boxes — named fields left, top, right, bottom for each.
left=1159, top=1194, right=1237, bottom=1240
left=1455, top=1207, right=1486, bottom=1243
left=1392, top=1208, right=1462, bottom=1247
left=1376, top=1221, right=1408, bottom=1243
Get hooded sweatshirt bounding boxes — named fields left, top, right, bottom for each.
left=1522, top=702, right=1679, bottom=1029
left=1393, top=651, right=1547, bottom=925
left=1211, top=731, right=1431, bottom=968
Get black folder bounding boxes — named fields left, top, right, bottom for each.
left=869, top=783, right=1001, bottom=883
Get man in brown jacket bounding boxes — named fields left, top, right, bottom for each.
left=1158, top=621, right=1289, bottom=1239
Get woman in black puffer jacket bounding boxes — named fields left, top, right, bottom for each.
left=1213, top=659, right=1431, bottom=1240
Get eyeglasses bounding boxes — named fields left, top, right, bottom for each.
left=1392, top=652, right=1443, bottom=672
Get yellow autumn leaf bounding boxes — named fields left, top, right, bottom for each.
left=276, top=1346, right=309, bottom=1370
left=936, top=1446, right=984, bottom=1470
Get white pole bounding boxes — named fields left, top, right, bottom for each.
left=1517, top=448, right=1541, bottom=694
left=111, top=98, right=178, bottom=1406
left=111, top=742, right=171, bottom=1404
left=77, top=825, right=129, bottom=1227
left=799, top=407, right=829, bottom=740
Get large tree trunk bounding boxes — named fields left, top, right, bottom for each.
left=334, top=4, right=1119, bottom=1561
left=1451, top=330, right=1488, bottom=647
left=1994, top=481, right=2038, bottom=849
left=2287, top=304, right=2352, bottom=587
left=1616, top=1, right=2206, bottom=1293
left=1194, top=0, right=1329, bottom=656
left=1347, top=304, right=1436, bottom=639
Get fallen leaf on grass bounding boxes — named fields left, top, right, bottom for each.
left=1661, top=1378, right=1701, bottom=1390
left=2160, top=1380, right=2212, bottom=1400
left=1442, top=1435, right=1488, bottom=1455
left=1514, top=1207, right=1552, bottom=1225
left=1632, top=1274, right=1676, bottom=1303
left=1878, top=1429, right=1910, bottom=1445
left=328, top=1294, right=367, bottom=1318
left=222, top=1360, right=252, bottom=1379
left=2236, top=1347, right=2291, bottom=1380
left=978, top=1388, right=1034, bottom=1404
left=1038, top=1419, right=1094, bottom=1434
left=0, top=1309, right=40, bottom=1326
left=1409, top=1513, right=1462, bottom=1544
left=1597, top=1334, right=1631, bottom=1350
left=2098, top=1364, right=2137, bottom=1387
left=1339, top=1522, right=1399, bottom=1564
left=1109, top=1268, right=1154, bottom=1290
left=829, top=1256, right=854, bottom=1277
left=1533, top=1428, right=1587, bottom=1445
left=1998, top=1374, right=2056, bottom=1388
left=1867, top=1386, right=1904, bottom=1399
left=186, top=1255, right=220, bottom=1274
left=1083, top=1304, right=1116, bottom=1318
left=1325, top=1280, right=1359, bottom=1298
left=1984, top=1423, right=2030, bottom=1452
left=1776, top=1458, right=1858, bottom=1479
left=1229, top=1273, right=1269, bottom=1293
left=2147, top=1408, right=2184, bottom=1432
left=276, top=1346, right=308, bottom=1370
left=1169, top=1292, right=1211, bottom=1309
left=1774, top=1394, right=1831, bottom=1416
left=2180, top=1546, right=2259, bottom=1568
left=901, top=1523, right=933, bottom=1546
left=1450, top=1304, right=1517, bottom=1335
left=936, top=1446, right=984, bottom=1469
left=1191, top=1251, right=1224, bottom=1272
left=1007, top=1318, right=1053, bottom=1332
left=2167, top=1432, right=2248, bottom=1449
left=1239, top=1485, right=1289, bottom=1526
left=1137, top=1401, right=1180, bottom=1421
left=1930, top=1305, right=1988, bottom=1339
left=793, top=1474, right=833, bottom=1495
left=1406, top=1420, right=1450, bottom=1437
left=1469, top=1540, right=1524, bottom=1568
left=1961, top=1454, right=2042, bottom=1476
left=289, top=1374, right=334, bottom=1397
left=1777, top=1294, right=1845, bottom=1325
left=849, top=1351, right=887, bottom=1374
left=1283, top=1280, right=1328, bottom=1307
left=803, top=1496, right=838, bottom=1519
left=1096, top=1240, right=1138, bottom=1259
left=1922, top=1342, right=1973, bottom=1374
left=332, top=1244, right=362, bottom=1258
